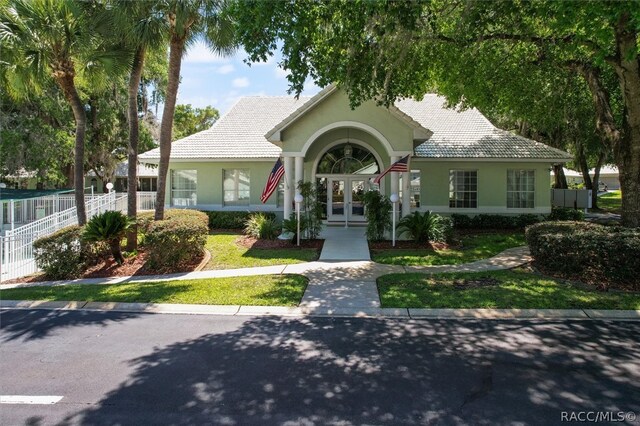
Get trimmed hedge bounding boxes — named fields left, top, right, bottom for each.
left=451, top=213, right=542, bottom=230
left=548, top=207, right=585, bottom=221
left=139, top=209, right=209, bottom=270
left=33, top=226, right=104, bottom=280
left=203, top=211, right=276, bottom=229
left=525, top=221, right=640, bottom=290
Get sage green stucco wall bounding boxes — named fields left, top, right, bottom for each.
left=166, top=161, right=279, bottom=210
left=281, top=90, right=414, bottom=154
left=411, top=160, right=552, bottom=214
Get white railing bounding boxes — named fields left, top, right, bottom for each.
left=0, top=192, right=126, bottom=282
left=1, top=193, right=105, bottom=234
left=137, top=191, right=157, bottom=211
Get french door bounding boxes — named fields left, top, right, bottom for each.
left=327, top=177, right=370, bottom=223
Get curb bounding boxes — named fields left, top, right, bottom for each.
left=1, top=300, right=639, bottom=320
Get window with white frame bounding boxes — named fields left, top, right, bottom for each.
left=223, top=169, right=250, bottom=206
left=171, top=170, right=197, bottom=206
left=449, top=170, right=478, bottom=208
left=276, top=181, right=285, bottom=207
left=507, top=170, right=535, bottom=208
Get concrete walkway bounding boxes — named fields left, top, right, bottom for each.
left=318, top=225, right=370, bottom=261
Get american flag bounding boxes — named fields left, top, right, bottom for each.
left=260, top=157, right=285, bottom=203
left=373, top=155, right=410, bottom=185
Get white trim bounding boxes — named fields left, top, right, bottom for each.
left=412, top=157, right=569, bottom=163
left=141, top=157, right=278, bottom=163
left=310, top=138, right=385, bottom=184
left=287, top=121, right=411, bottom=157
left=415, top=205, right=550, bottom=214
left=189, top=204, right=282, bottom=212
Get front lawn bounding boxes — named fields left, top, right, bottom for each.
left=597, top=190, right=621, bottom=213
left=1, top=275, right=308, bottom=306
left=371, top=232, right=526, bottom=266
left=205, top=232, right=320, bottom=270
left=377, top=270, right=640, bottom=309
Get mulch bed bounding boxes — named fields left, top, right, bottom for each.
left=5, top=250, right=204, bottom=284
left=236, top=235, right=324, bottom=249
left=368, top=240, right=452, bottom=250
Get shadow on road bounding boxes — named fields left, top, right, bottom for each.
left=52, top=316, right=640, bottom=425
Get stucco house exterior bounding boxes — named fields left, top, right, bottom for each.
left=139, top=85, right=572, bottom=224
left=85, top=161, right=158, bottom=193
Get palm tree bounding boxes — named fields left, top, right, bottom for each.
left=111, top=1, right=167, bottom=250
left=0, top=0, right=128, bottom=225
left=154, top=0, right=237, bottom=220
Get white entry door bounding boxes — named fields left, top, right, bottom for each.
left=327, top=177, right=369, bottom=223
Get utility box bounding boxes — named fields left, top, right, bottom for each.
left=551, top=189, right=592, bottom=209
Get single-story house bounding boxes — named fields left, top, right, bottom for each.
left=85, top=161, right=158, bottom=193
left=139, top=85, right=572, bottom=224
left=590, top=165, right=620, bottom=190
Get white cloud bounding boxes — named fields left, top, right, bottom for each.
left=301, top=79, right=321, bottom=95
left=215, top=64, right=235, bottom=74
left=275, top=67, right=289, bottom=79
left=184, top=41, right=231, bottom=64
left=232, top=77, right=250, bottom=88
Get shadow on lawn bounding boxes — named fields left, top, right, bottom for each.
left=54, top=316, right=640, bottom=425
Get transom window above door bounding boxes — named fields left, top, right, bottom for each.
left=316, top=143, right=380, bottom=175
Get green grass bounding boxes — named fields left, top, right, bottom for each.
left=597, top=190, right=622, bottom=213
left=371, top=232, right=526, bottom=266
left=1, top=275, right=308, bottom=306
left=377, top=269, right=640, bottom=309
left=205, top=232, right=319, bottom=270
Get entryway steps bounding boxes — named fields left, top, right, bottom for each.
left=318, top=226, right=371, bottom=261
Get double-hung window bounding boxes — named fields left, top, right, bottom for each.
left=507, top=170, right=535, bottom=208
left=223, top=169, right=250, bottom=206
left=449, top=170, right=478, bottom=208
left=171, top=170, right=197, bottom=206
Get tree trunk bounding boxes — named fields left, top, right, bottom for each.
left=55, top=73, right=87, bottom=225
left=127, top=47, right=146, bottom=251
left=154, top=36, right=185, bottom=220
left=612, top=13, right=640, bottom=227
left=552, top=164, right=568, bottom=189
left=109, top=239, right=125, bottom=265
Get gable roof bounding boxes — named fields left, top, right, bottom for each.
left=140, top=90, right=572, bottom=162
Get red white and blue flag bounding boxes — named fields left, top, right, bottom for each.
left=373, top=155, right=410, bottom=185
left=260, top=157, right=285, bottom=203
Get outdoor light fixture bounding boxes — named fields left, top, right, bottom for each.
left=294, top=193, right=304, bottom=246
left=106, top=182, right=114, bottom=193
left=390, top=193, right=399, bottom=247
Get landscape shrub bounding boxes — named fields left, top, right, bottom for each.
left=203, top=211, right=276, bottom=229
left=282, top=214, right=308, bottom=243
left=547, top=207, right=585, bottom=221
left=525, top=221, right=640, bottom=290
left=33, top=225, right=87, bottom=279
left=450, top=213, right=542, bottom=230
left=142, top=209, right=209, bottom=270
left=396, top=211, right=450, bottom=243
left=244, top=212, right=279, bottom=239
left=362, top=190, right=392, bottom=241
left=83, top=210, right=133, bottom=264
left=297, top=181, right=324, bottom=239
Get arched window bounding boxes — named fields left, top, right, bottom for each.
left=316, top=143, right=379, bottom=175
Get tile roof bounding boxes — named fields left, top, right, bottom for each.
left=140, top=91, right=572, bottom=161
left=396, top=97, right=572, bottom=160
left=140, top=97, right=310, bottom=161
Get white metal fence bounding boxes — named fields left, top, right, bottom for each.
left=137, top=191, right=157, bottom=211
left=0, top=192, right=128, bottom=282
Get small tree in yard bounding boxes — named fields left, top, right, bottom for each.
left=397, top=211, right=448, bottom=244
left=83, top=211, right=133, bottom=265
left=362, top=190, right=392, bottom=241
left=297, top=181, right=324, bottom=239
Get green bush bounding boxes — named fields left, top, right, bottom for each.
left=362, top=190, right=392, bottom=241
left=244, top=213, right=279, bottom=239
left=297, top=181, right=324, bottom=239
left=396, top=211, right=449, bottom=243
left=141, top=209, right=209, bottom=270
left=547, top=207, right=585, bottom=221
left=525, top=221, right=640, bottom=289
left=451, top=213, right=542, bottom=230
left=282, top=214, right=308, bottom=243
left=203, top=211, right=276, bottom=229
left=33, top=226, right=86, bottom=279
left=83, top=211, right=133, bottom=264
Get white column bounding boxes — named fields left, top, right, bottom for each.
left=401, top=171, right=411, bottom=217
left=294, top=156, right=304, bottom=190
left=283, top=156, right=294, bottom=219
left=390, top=156, right=400, bottom=198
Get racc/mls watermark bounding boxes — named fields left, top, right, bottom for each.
left=561, top=411, right=637, bottom=423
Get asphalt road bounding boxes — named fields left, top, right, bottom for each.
left=1, top=309, right=639, bottom=425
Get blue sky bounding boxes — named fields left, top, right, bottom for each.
left=176, top=40, right=321, bottom=115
